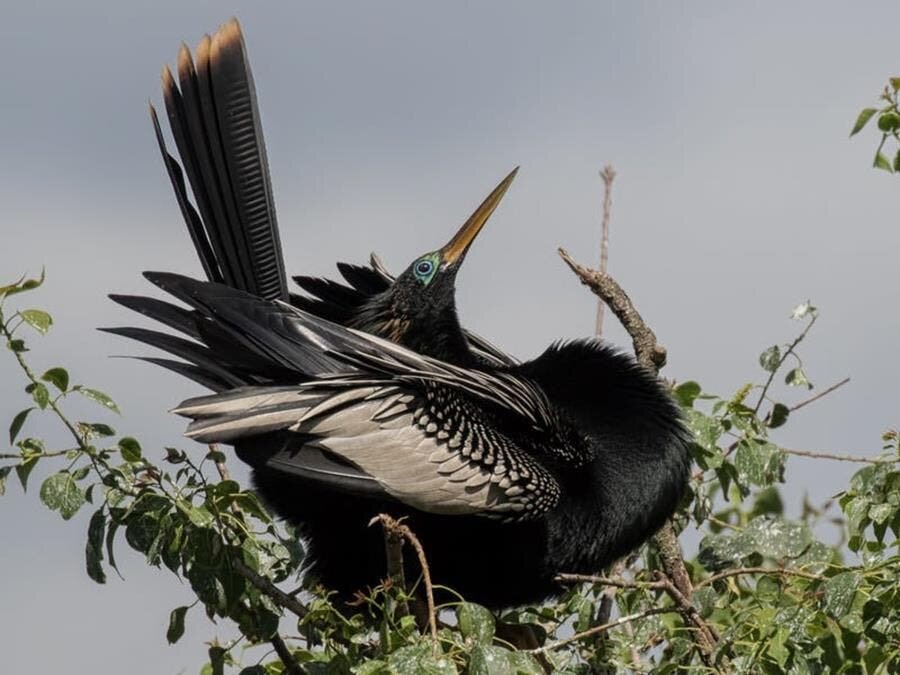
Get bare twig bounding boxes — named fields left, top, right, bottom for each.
left=781, top=447, right=896, bottom=464
left=529, top=607, right=678, bottom=654
left=369, top=514, right=438, bottom=646
left=753, top=315, right=818, bottom=414
left=595, top=166, right=616, bottom=337
left=270, top=634, right=302, bottom=675
left=695, top=566, right=822, bottom=590
left=789, top=377, right=850, bottom=412
left=559, top=248, right=667, bottom=369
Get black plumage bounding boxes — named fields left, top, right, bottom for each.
left=107, top=19, right=692, bottom=609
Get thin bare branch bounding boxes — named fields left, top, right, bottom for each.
left=695, top=566, right=822, bottom=590
left=753, top=315, right=818, bottom=414
left=370, top=514, right=438, bottom=646
left=789, top=377, right=850, bottom=412
left=530, top=607, right=678, bottom=654
left=595, top=166, right=616, bottom=337
left=782, top=447, right=896, bottom=464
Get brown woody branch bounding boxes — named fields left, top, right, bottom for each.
left=558, top=247, right=721, bottom=670
left=370, top=514, right=439, bottom=646
left=530, top=607, right=679, bottom=655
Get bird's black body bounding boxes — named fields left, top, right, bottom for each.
left=107, top=19, right=692, bottom=610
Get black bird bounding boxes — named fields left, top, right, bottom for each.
left=107, top=19, right=692, bottom=609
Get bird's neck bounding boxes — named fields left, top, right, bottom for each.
left=353, top=294, right=477, bottom=365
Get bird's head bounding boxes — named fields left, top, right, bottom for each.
left=353, top=167, right=518, bottom=361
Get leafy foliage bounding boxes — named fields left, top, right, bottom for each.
left=2, top=274, right=898, bottom=674
left=851, top=76, right=900, bottom=173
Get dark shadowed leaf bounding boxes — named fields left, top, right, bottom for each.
left=41, top=367, right=69, bottom=392
left=850, top=107, right=877, bottom=136
left=86, top=509, right=107, bottom=584
left=15, top=455, right=38, bottom=491
left=166, top=606, right=189, bottom=644
left=9, top=407, right=32, bottom=444
left=118, top=437, right=142, bottom=463
left=0, top=466, right=10, bottom=496
left=768, top=403, right=789, bottom=429
left=39, top=472, right=85, bottom=520
left=19, top=309, right=52, bottom=335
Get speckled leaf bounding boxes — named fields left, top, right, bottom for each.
left=387, top=643, right=457, bottom=674
left=824, top=572, right=859, bottom=617
left=785, top=367, right=813, bottom=389
left=759, top=345, right=782, bottom=372
left=39, top=472, right=85, bottom=520
left=735, top=440, right=783, bottom=487
left=744, top=516, right=812, bottom=559
left=19, top=309, right=52, bottom=335
left=468, top=645, right=542, bottom=675
left=75, top=387, right=120, bottom=414
left=458, top=603, right=495, bottom=644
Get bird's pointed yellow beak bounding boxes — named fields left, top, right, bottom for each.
left=440, top=167, right=519, bottom=266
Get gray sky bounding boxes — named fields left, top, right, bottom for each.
left=2, top=2, right=899, bottom=673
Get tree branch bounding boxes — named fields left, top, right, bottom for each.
left=529, top=607, right=678, bottom=654
left=595, top=166, right=616, bottom=337
left=781, top=447, right=896, bottom=464
left=232, top=558, right=308, bottom=619
left=695, top=566, right=822, bottom=590
left=789, top=377, right=850, bottom=412
left=270, top=634, right=302, bottom=675
left=369, top=514, right=438, bottom=646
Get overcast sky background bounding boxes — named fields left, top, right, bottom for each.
left=2, top=2, right=899, bottom=673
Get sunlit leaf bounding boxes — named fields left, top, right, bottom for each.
left=850, top=107, right=877, bottom=136
left=759, top=345, right=782, bottom=372
left=74, top=387, right=120, bottom=414
left=39, top=472, right=86, bottom=520
left=785, top=367, right=813, bottom=390
left=19, top=309, right=52, bottom=335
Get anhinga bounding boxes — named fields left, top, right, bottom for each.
left=106, top=19, right=691, bottom=609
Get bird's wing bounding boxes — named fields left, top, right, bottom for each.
left=151, top=18, right=287, bottom=301
left=146, top=277, right=561, bottom=519
left=176, top=380, right=560, bottom=520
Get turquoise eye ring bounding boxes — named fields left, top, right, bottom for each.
left=415, top=260, right=433, bottom=276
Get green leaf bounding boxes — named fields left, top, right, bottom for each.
left=7, top=339, right=27, bottom=353
left=86, top=509, right=107, bottom=584
left=19, top=309, right=52, bottom=335
left=894, top=149, right=900, bottom=172
left=9, top=407, right=32, bottom=444
left=166, top=606, right=189, bottom=644
left=743, top=515, right=812, bottom=559
left=176, top=499, right=215, bottom=528
left=1, top=269, right=45, bottom=298
left=387, top=643, right=457, bottom=674
left=41, top=367, right=69, bottom=392
left=759, top=345, right=781, bottom=372
left=26, top=382, right=50, bottom=409
left=0, top=466, right=10, bottom=496
left=785, top=367, right=813, bottom=389
left=735, top=440, right=783, bottom=487
left=15, top=455, right=39, bottom=491
left=118, top=437, right=142, bottom=463
left=468, top=645, right=542, bottom=675
left=874, top=149, right=893, bottom=172
left=39, top=472, right=86, bottom=520
left=105, top=520, right=121, bottom=577
left=877, top=112, right=900, bottom=132
left=824, top=572, right=860, bottom=617
left=768, top=402, right=789, bottom=429
left=850, top=107, right=877, bottom=136
left=868, top=502, right=893, bottom=524
left=75, top=387, right=120, bottom=414
left=674, top=381, right=702, bottom=408
left=457, top=602, right=495, bottom=644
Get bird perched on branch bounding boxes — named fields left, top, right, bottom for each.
left=107, top=18, right=691, bottom=609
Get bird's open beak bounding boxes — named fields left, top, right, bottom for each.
left=440, top=167, right=519, bottom=267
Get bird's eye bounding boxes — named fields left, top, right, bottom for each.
left=416, top=261, right=433, bottom=275
left=412, top=253, right=439, bottom=284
